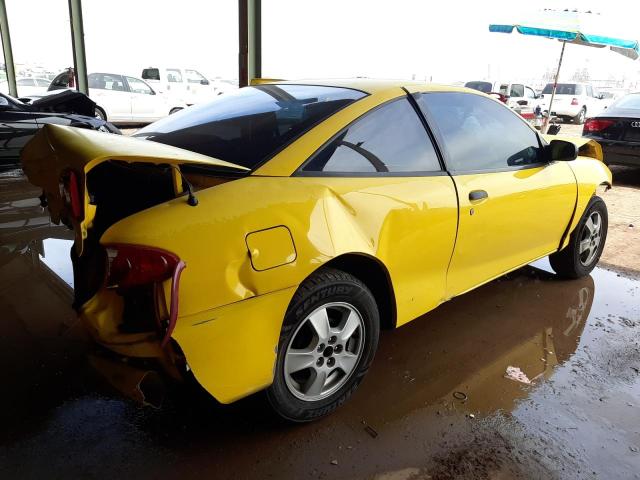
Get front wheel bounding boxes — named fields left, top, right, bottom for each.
left=550, top=196, right=608, bottom=279
left=266, top=268, right=379, bottom=422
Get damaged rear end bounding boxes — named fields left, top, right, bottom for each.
left=21, top=124, right=247, bottom=365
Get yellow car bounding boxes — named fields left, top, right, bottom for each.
left=21, top=79, right=611, bottom=422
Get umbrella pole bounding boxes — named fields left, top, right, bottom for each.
left=543, top=40, right=566, bottom=134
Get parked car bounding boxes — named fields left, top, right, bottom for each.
left=0, top=77, right=52, bottom=97
left=21, top=80, right=611, bottom=422
left=141, top=67, right=226, bottom=105
left=48, top=69, right=187, bottom=124
left=582, top=92, right=640, bottom=166
left=465, top=81, right=543, bottom=118
left=0, top=90, right=119, bottom=168
left=541, top=82, right=605, bottom=124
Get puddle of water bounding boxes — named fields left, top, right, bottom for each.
left=1, top=173, right=639, bottom=479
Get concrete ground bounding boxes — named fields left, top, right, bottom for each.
left=0, top=127, right=639, bottom=479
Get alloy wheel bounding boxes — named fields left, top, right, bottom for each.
left=578, top=211, right=602, bottom=266
left=284, top=302, right=365, bottom=401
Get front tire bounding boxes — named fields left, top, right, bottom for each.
left=550, top=196, right=608, bottom=279
left=94, top=106, right=106, bottom=121
left=266, top=268, right=379, bottom=422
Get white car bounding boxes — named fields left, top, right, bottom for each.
left=0, top=77, right=51, bottom=97
left=465, top=81, right=543, bottom=119
left=48, top=70, right=187, bottom=125
left=141, top=67, right=226, bottom=105
left=541, top=82, right=605, bottom=124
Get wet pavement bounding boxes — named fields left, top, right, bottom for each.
left=1, top=170, right=639, bottom=480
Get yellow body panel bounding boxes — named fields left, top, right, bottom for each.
left=20, top=80, right=613, bottom=404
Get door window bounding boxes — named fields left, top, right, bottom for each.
left=302, top=98, right=441, bottom=174
left=525, top=87, right=536, bottom=99
left=510, top=84, right=524, bottom=98
left=126, top=76, right=154, bottom=95
left=88, top=73, right=127, bottom=92
left=166, top=69, right=183, bottom=83
left=415, top=92, right=541, bottom=172
left=185, top=69, right=208, bottom=84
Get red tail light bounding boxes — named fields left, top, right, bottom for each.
left=106, top=245, right=179, bottom=289
left=60, top=170, right=83, bottom=221
left=571, top=98, right=579, bottom=105
left=583, top=119, right=614, bottom=134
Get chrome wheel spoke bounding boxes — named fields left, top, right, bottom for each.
left=584, top=217, right=595, bottom=235
left=339, top=310, right=360, bottom=342
left=308, top=308, right=330, bottom=341
left=337, top=352, right=358, bottom=374
left=286, top=349, right=315, bottom=374
left=305, top=369, right=327, bottom=396
left=579, top=239, right=591, bottom=254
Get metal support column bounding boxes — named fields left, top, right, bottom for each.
left=0, top=0, right=17, bottom=97
left=238, top=0, right=261, bottom=87
left=68, top=0, right=88, bottom=95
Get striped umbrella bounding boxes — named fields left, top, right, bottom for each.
left=489, top=9, right=639, bottom=131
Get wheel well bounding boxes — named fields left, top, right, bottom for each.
left=323, top=253, right=397, bottom=329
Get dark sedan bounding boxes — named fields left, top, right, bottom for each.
left=583, top=93, right=640, bottom=166
left=0, top=90, right=120, bottom=168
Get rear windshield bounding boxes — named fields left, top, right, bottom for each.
left=610, top=93, right=640, bottom=110
left=542, top=83, right=583, bottom=95
left=142, top=68, right=160, bottom=81
left=465, top=81, right=492, bottom=93
left=134, top=84, right=366, bottom=170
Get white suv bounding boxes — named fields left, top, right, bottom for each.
left=541, top=82, right=605, bottom=124
left=141, top=67, right=230, bottom=105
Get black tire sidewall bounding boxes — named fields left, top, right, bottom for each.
left=267, top=271, right=379, bottom=422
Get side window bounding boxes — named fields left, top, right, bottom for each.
left=525, top=87, right=536, bottom=99
left=510, top=84, right=524, bottom=98
left=415, top=92, right=541, bottom=172
left=91, top=74, right=126, bottom=92
left=185, top=69, right=207, bottom=84
left=574, top=84, right=584, bottom=95
left=167, top=69, right=183, bottom=83
left=126, top=76, right=153, bottom=95
left=302, top=98, right=440, bottom=174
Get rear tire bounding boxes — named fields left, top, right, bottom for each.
left=266, top=268, right=379, bottom=422
left=573, top=107, right=586, bottom=124
left=94, top=106, right=106, bottom=121
left=550, top=196, right=608, bottom=279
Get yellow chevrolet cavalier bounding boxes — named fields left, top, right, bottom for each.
left=22, top=79, right=611, bottom=421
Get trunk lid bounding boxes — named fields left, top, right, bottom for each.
left=21, top=124, right=248, bottom=254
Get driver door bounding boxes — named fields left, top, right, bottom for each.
left=411, top=90, right=577, bottom=297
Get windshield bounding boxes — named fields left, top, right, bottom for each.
left=464, top=81, right=492, bottom=93
left=134, top=84, right=366, bottom=170
left=542, top=83, right=583, bottom=95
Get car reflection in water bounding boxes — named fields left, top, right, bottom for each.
left=0, top=171, right=596, bottom=478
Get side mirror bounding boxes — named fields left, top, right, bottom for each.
left=200, top=79, right=210, bottom=86
left=547, top=139, right=578, bottom=162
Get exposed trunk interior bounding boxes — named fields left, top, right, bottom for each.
left=72, top=160, right=239, bottom=318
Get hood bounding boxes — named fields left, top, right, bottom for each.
left=21, top=124, right=248, bottom=253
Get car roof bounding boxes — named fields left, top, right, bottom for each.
left=261, top=78, right=472, bottom=95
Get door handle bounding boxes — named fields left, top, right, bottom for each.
left=469, top=190, right=488, bottom=201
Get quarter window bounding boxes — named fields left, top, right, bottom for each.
left=415, top=92, right=541, bottom=171
left=302, top=98, right=441, bottom=174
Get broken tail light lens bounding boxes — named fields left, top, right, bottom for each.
left=106, top=244, right=179, bottom=289
left=583, top=119, right=615, bottom=134
left=59, top=170, right=83, bottom=221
